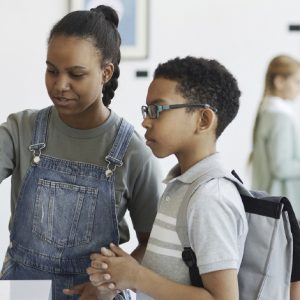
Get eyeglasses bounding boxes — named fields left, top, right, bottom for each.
left=141, top=103, right=218, bottom=119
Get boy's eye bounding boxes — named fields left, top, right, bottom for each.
left=149, top=105, right=158, bottom=117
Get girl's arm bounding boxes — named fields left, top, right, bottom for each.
left=130, top=231, right=149, bottom=262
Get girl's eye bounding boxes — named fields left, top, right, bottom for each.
left=47, top=69, right=57, bottom=75
left=70, top=73, right=84, bottom=78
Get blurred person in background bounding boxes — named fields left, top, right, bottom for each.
left=250, top=55, right=300, bottom=223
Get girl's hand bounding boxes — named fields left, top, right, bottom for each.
left=63, top=282, right=117, bottom=300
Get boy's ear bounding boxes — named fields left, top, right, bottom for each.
left=196, top=109, right=216, bottom=133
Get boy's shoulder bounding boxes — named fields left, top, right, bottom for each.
left=181, top=153, right=246, bottom=220
left=188, top=177, right=244, bottom=216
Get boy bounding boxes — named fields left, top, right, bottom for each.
left=87, top=56, right=248, bottom=300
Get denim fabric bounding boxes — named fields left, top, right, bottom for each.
left=1, top=107, right=133, bottom=300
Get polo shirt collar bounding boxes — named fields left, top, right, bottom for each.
left=163, top=152, right=224, bottom=184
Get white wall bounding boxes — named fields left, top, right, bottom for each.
left=1, top=0, right=300, bottom=287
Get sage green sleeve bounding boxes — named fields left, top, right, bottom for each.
left=267, top=113, right=300, bottom=179
left=128, top=154, right=163, bottom=233
left=0, top=115, right=17, bottom=182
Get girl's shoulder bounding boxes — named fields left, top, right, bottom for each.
left=6, top=108, right=39, bottom=125
left=3, top=109, right=39, bottom=134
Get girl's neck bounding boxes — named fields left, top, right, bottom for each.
left=59, top=103, right=111, bottom=129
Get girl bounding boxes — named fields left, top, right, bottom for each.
left=0, top=5, right=162, bottom=300
left=251, top=55, right=300, bottom=220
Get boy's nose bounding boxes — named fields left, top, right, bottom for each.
left=142, top=117, right=152, bottom=129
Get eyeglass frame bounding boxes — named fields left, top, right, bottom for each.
left=141, top=103, right=218, bottom=119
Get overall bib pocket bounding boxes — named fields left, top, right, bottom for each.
left=32, top=178, right=98, bottom=247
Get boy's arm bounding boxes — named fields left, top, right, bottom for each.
left=89, top=244, right=239, bottom=300
left=135, top=265, right=238, bottom=300
left=290, top=281, right=300, bottom=300
left=201, top=269, right=239, bottom=299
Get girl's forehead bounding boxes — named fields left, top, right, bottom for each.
left=48, top=35, right=94, bottom=50
left=47, top=35, right=101, bottom=65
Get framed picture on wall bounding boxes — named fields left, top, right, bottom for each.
left=69, top=0, right=149, bottom=59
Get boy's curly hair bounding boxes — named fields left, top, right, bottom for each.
left=154, top=56, right=241, bottom=138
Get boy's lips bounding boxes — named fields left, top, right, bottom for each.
left=145, top=134, right=156, bottom=146
left=145, top=133, right=153, bottom=141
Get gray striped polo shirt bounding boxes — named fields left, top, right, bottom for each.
left=137, top=153, right=248, bottom=299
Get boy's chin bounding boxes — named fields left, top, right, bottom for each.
left=150, top=149, right=171, bottom=159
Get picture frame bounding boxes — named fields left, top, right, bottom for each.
left=68, top=0, right=149, bottom=59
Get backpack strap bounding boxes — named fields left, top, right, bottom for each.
left=176, top=169, right=229, bottom=247
left=281, top=197, right=300, bottom=282
left=176, top=176, right=207, bottom=287
left=176, top=168, right=230, bottom=287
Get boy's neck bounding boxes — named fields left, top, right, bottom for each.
left=177, top=145, right=217, bottom=174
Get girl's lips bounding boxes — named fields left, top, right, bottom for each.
left=53, top=97, right=74, bottom=107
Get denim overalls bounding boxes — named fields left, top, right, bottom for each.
left=1, top=106, right=133, bottom=300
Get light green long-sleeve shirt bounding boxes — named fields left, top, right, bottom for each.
left=252, top=97, right=300, bottom=218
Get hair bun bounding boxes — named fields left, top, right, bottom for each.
left=91, top=5, right=119, bottom=27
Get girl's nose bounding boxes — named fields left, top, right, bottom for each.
left=55, top=75, right=71, bottom=92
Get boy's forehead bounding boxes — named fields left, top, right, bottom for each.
left=150, top=78, right=178, bottom=90
left=147, top=78, right=179, bottom=103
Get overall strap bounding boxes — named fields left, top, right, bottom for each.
left=105, top=118, right=134, bottom=177
left=28, top=106, right=52, bottom=163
